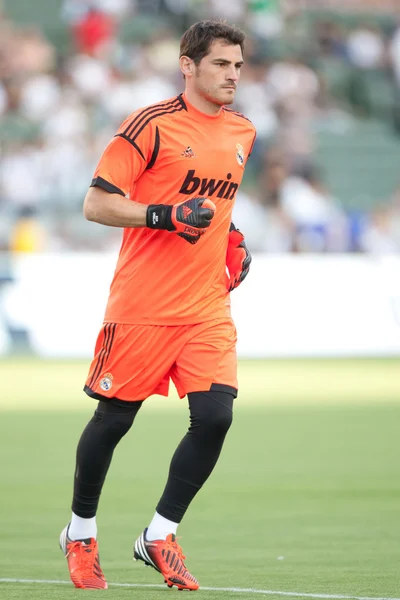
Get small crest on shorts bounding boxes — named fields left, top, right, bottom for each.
left=236, top=143, right=244, bottom=166
left=99, top=373, right=113, bottom=392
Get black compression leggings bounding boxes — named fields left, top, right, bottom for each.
left=156, top=390, right=234, bottom=522
left=72, top=391, right=234, bottom=521
left=72, top=399, right=142, bottom=518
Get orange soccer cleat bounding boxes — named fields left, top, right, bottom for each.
left=134, top=529, right=199, bottom=591
left=59, top=525, right=108, bottom=589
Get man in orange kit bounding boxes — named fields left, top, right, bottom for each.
left=60, top=19, right=256, bottom=590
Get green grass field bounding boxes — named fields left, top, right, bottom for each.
left=1, top=358, right=400, bottom=600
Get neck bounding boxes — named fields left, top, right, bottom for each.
left=184, top=88, right=223, bottom=116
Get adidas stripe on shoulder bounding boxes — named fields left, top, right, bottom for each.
left=115, top=95, right=186, bottom=166
left=117, top=96, right=185, bottom=145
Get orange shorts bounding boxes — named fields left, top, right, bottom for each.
left=83, top=318, right=237, bottom=402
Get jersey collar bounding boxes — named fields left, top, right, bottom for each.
left=181, top=93, right=225, bottom=124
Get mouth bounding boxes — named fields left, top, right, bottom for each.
left=223, top=86, right=236, bottom=90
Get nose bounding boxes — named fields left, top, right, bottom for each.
left=226, top=65, right=239, bottom=82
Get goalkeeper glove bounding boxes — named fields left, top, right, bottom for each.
left=146, top=197, right=216, bottom=244
left=226, top=222, right=252, bottom=291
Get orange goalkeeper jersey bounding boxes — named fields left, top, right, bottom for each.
left=91, top=93, right=256, bottom=325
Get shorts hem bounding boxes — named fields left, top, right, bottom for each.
left=177, top=382, right=238, bottom=398
left=210, top=383, right=238, bottom=397
left=83, top=385, right=144, bottom=403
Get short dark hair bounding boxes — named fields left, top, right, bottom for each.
left=180, top=20, right=246, bottom=65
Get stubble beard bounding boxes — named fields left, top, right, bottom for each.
left=195, top=79, right=234, bottom=107
left=194, top=66, right=236, bottom=107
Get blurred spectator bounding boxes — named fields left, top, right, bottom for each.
left=279, top=165, right=349, bottom=252
left=3, top=26, right=56, bottom=76
left=95, top=0, right=133, bottom=18
left=0, top=142, right=45, bottom=209
left=208, top=0, right=245, bottom=22
left=62, top=0, right=133, bottom=24
left=314, top=20, right=348, bottom=60
left=247, top=0, right=284, bottom=39
left=266, top=57, right=320, bottom=164
left=360, top=204, right=400, bottom=254
left=145, top=30, right=180, bottom=76
left=9, top=206, right=47, bottom=253
left=236, top=150, right=349, bottom=253
left=71, top=8, right=116, bottom=56
left=234, top=56, right=278, bottom=141
left=0, top=80, right=7, bottom=116
left=347, top=25, right=385, bottom=70
left=67, top=53, right=113, bottom=100
left=390, top=23, right=400, bottom=86
left=390, top=22, right=400, bottom=134
left=19, top=74, right=62, bottom=122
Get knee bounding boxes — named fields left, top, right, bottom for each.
left=108, top=412, right=135, bottom=438
left=191, top=406, right=233, bottom=438
left=188, top=391, right=234, bottom=438
left=91, top=403, right=138, bottom=441
left=207, top=408, right=233, bottom=436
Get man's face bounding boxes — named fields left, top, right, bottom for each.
left=191, top=39, right=243, bottom=106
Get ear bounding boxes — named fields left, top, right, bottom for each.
left=180, top=55, right=193, bottom=78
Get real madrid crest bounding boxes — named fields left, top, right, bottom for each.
left=236, top=143, right=244, bottom=166
left=99, top=373, right=113, bottom=392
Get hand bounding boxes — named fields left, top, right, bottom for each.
left=226, top=222, right=251, bottom=291
left=171, top=197, right=216, bottom=244
left=146, top=197, right=216, bottom=244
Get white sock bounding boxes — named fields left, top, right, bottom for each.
left=68, top=513, right=97, bottom=541
left=146, top=512, right=178, bottom=541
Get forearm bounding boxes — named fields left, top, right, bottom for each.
left=83, top=187, right=215, bottom=244
left=83, top=187, right=147, bottom=228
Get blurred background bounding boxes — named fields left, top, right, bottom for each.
left=0, top=0, right=400, bottom=359
left=1, top=2, right=400, bottom=598
left=1, top=0, right=400, bottom=255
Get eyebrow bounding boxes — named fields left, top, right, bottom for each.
left=212, top=58, right=244, bottom=66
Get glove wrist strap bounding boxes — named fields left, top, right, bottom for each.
left=146, top=204, right=174, bottom=230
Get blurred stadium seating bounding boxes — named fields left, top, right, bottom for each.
left=0, top=0, right=400, bottom=254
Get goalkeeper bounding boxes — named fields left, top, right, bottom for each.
left=59, top=19, right=256, bottom=593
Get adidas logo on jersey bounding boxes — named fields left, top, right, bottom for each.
left=181, top=146, right=195, bottom=158
left=179, top=169, right=239, bottom=200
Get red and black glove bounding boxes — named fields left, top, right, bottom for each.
left=146, top=197, right=216, bottom=244
left=226, top=222, right=252, bottom=291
